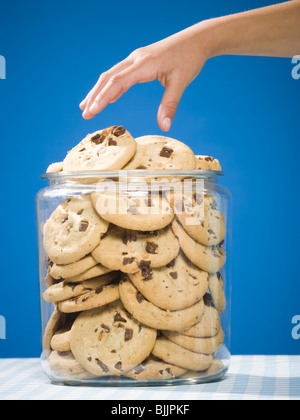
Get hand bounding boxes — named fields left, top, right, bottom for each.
left=79, top=22, right=213, bottom=131
left=79, top=1, right=300, bottom=131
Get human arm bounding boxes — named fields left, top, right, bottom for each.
left=80, top=1, right=300, bottom=130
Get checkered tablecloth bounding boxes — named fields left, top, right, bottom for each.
left=0, top=356, right=299, bottom=400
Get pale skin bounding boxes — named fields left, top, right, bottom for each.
left=80, top=1, right=300, bottom=131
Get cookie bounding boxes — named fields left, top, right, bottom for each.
left=48, top=254, right=99, bottom=280
left=43, top=194, right=109, bottom=265
left=168, top=191, right=226, bottom=246
left=63, top=264, right=113, bottom=284
left=92, top=225, right=180, bottom=274
left=43, top=308, right=63, bottom=354
left=44, top=273, right=55, bottom=288
left=163, top=327, right=224, bottom=355
left=152, top=336, right=213, bottom=371
left=50, top=324, right=72, bottom=352
left=46, top=162, right=64, bottom=173
left=123, top=135, right=196, bottom=170
left=181, top=294, right=221, bottom=338
left=58, top=280, right=120, bottom=313
left=195, top=155, right=222, bottom=171
left=91, top=191, right=174, bottom=232
left=47, top=351, right=96, bottom=380
left=119, top=277, right=203, bottom=331
left=208, top=273, right=226, bottom=313
left=125, top=355, right=187, bottom=381
left=180, top=357, right=224, bottom=379
left=70, top=300, right=157, bottom=376
left=43, top=272, right=118, bottom=303
left=172, top=219, right=226, bottom=273
left=63, top=126, right=137, bottom=172
left=128, top=252, right=208, bottom=311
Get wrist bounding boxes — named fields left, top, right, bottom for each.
left=198, top=17, right=233, bottom=59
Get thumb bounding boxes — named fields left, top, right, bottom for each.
left=157, top=78, right=186, bottom=131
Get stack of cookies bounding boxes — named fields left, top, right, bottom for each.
left=41, top=126, right=227, bottom=382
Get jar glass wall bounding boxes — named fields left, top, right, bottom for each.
left=36, top=170, right=231, bottom=386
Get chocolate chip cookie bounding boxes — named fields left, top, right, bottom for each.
left=43, top=195, right=109, bottom=265
left=70, top=300, right=157, bottom=376
left=129, top=252, right=208, bottom=310
left=63, top=126, right=137, bottom=171
left=92, top=225, right=180, bottom=274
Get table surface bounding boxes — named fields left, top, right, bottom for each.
left=0, top=355, right=299, bottom=400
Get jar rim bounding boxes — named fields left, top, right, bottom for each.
left=42, top=169, right=224, bottom=180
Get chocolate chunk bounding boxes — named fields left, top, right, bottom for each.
left=136, top=291, right=145, bottom=303
left=115, top=362, right=123, bottom=371
left=210, top=199, right=218, bottom=209
left=112, top=126, right=126, bottom=137
left=114, top=312, right=127, bottom=323
left=101, top=324, right=110, bottom=333
left=142, top=268, right=153, bottom=281
left=145, top=242, right=158, bottom=254
left=61, top=215, right=68, bottom=223
left=205, top=156, right=214, bottom=162
left=133, top=364, right=146, bottom=375
left=95, top=359, right=109, bottom=373
left=194, top=193, right=203, bottom=205
left=207, top=229, right=215, bottom=235
left=124, top=328, right=133, bottom=341
left=139, top=261, right=153, bottom=280
left=123, top=257, right=134, bottom=265
left=160, top=146, right=173, bottom=158
left=139, top=260, right=151, bottom=269
left=169, top=272, right=178, bottom=279
left=91, top=133, right=105, bottom=144
left=127, top=205, right=139, bottom=215
left=77, top=209, right=84, bottom=215
left=136, top=165, right=147, bottom=170
left=108, top=138, right=117, bottom=146
left=95, top=286, right=104, bottom=294
left=87, top=357, right=92, bottom=362
left=175, top=201, right=185, bottom=213
left=79, top=221, right=89, bottom=232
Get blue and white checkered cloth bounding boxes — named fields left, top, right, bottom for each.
left=0, top=356, right=299, bottom=400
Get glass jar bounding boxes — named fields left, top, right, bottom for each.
left=36, top=170, right=231, bottom=386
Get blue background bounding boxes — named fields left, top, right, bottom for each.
left=0, top=0, right=299, bottom=358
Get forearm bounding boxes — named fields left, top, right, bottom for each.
left=197, top=1, right=300, bottom=59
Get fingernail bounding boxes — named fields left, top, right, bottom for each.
left=163, top=117, right=172, bottom=131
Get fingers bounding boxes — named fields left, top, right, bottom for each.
left=79, top=58, right=132, bottom=119
left=157, top=76, right=186, bottom=131
left=86, top=60, right=155, bottom=117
